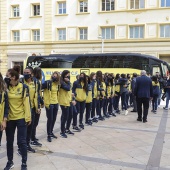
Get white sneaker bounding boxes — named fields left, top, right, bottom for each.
left=125, top=110, right=128, bottom=116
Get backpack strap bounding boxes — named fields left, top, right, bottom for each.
left=22, top=84, right=29, bottom=98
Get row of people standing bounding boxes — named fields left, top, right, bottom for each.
left=0, top=66, right=165, bottom=170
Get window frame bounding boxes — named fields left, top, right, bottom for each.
left=79, top=27, right=88, bottom=40
left=12, top=30, right=20, bottom=42
left=160, top=0, right=170, bottom=7
left=130, top=0, right=145, bottom=9
left=160, top=24, right=170, bottom=38
left=31, top=3, right=40, bottom=16
left=57, top=28, right=66, bottom=41
left=32, top=29, right=40, bottom=41
left=129, top=25, right=145, bottom=39
left=12, top=5, right=20, bottom=17
left=101, top=0, right=115, bottom=11
left=101, top=27, right=115, bottom=40
left=79, top=0, right=88, bottom=13
left=57, top=1, right=67, bottom=14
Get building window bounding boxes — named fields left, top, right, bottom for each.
left=58, top=29, right=66, bottom=40
left=160, top=25, right=170, bottom=38
left=58, top=2, right=66, bottom=14
left=33, top=30, right=40, bottom=41
left=33, top=4, right=40, bottom=16
left=12, top=6, right=20, bottom=17
left=80, top=28, right=88, bottom=40
left=13, top=31, right=20, bottom=42
left=130, top=26, right=144, bottom=38
left=130, top=0, right=145, bottom=9
left=102, top=0, right=115, bottom=11
left=80, top=1, right=88, bottom=12
left=161, top=0, right=170, bottom=7
left=101, top=27, right=115, bottom=39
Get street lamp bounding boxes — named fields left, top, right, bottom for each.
left=98, top=35, right=104, bottom=53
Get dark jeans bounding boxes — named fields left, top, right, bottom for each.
left=158, top=90, right=162, bottom=105
left=114, top=95, right=120, bottom=111
left=86, top=102, right=92, bottom=122
left=91, top=98, right=97, bottom=118
left=27, top=108, right=36, bottom=145
left=152, top=95, right=158, bottom=111
left=31, top=112, right=40, bottom=141
left=165, top=92, right=170, bottom=108
left=100, top=98, right=107, bottom=116
left=96, top=99, right=102, bottom=117
left=76, top=101, right=86, bottom=125
left=0, top=130, right=2, bottom=145
left=108, top=97, right=113, bottom=113
left=45, top=104, right=58, bottom=136
left=72, top=105, right=78, bottom=126
left=130, top=93, right=133, bottom=105
left=121, top=92, right=127, bottom=110
left=132, top=94, right=137, bottom=111
left=126, top=92, right=130, bottom=106
left=6, top=119, right=27, bottom=164
left=136, top=97, right=149, bottom=121
left=66, top=103, right=73, bottom=130
left=60, top=105, right=69, bottom=133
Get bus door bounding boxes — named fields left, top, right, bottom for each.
left=80, top=69, right=90, bottom=76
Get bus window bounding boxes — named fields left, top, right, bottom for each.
left=152, top=65, right=160, bottom=76
left=163, top=64, right=169, bottom=76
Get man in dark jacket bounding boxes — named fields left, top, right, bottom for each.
left=134, top=70, right=153, bottom=123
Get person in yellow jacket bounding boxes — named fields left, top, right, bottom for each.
left=3, top=68, right=31, bottom=170
left=90, top=73, right=98, bottom=123
left=72, top=72, right=88, bottom=130
left=31, top=67, right=44, bottom=146
left=20, top=67, right=41, bottom=153
left=85, top=76, right=93, bottom=125
left=0, top=74, right=8, bottom=147
left=106, top=74, right=116, bottom=117
left=58, top=70, right=73, bottom=138
left=42, top=71, right=60, bottom=142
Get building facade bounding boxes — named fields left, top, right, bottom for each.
left=0, top=0, right=170, bottom=75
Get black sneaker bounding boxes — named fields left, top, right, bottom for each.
left=51, top=133, right=57, bottom=139
left=137, top=118, right=142, bottom=122
left=73, top=126, right=81, bottom=132
left=4, top=161, right=14, bottom=170
left=47, top=136, right=52, bottom=142
left=79, top=124, right=84, bottom=129
left=60, top=133, right=67, bottom=138
left=92, top=118, right=98, bottom=123
left=17, top=149, right=22, bottom=156
left=98, top=116, right=105, bottom=121
left=112, top=113, right=117, bottom=117
left=21, top=163, right=27, bottom=170
left=104, top=114, right=110, bottom=118
left=85, top=121, right=92, bottom=126
left=34, top=137, right=39, bottom=141
left=31, top=140, right=42, bottom=147
left=65, top=130, right=74, bottom=135
left=27, top=145, right=35, bottom=153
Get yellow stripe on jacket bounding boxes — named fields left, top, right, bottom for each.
left=0, top=92, right=5, bottom=124
left=75, top=82, right=87, bottom=102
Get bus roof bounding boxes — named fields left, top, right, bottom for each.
left=28, top=53, right=167, bottom=64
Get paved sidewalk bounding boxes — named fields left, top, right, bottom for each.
left=0, top=106, right=170, bottom=170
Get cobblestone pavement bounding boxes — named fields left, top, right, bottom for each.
left=0, top=104, right=170, bottom=170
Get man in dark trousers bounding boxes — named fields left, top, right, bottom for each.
left=134, top=70, right=153, bottom=123
left=131, top=73, right=138, bottom=112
